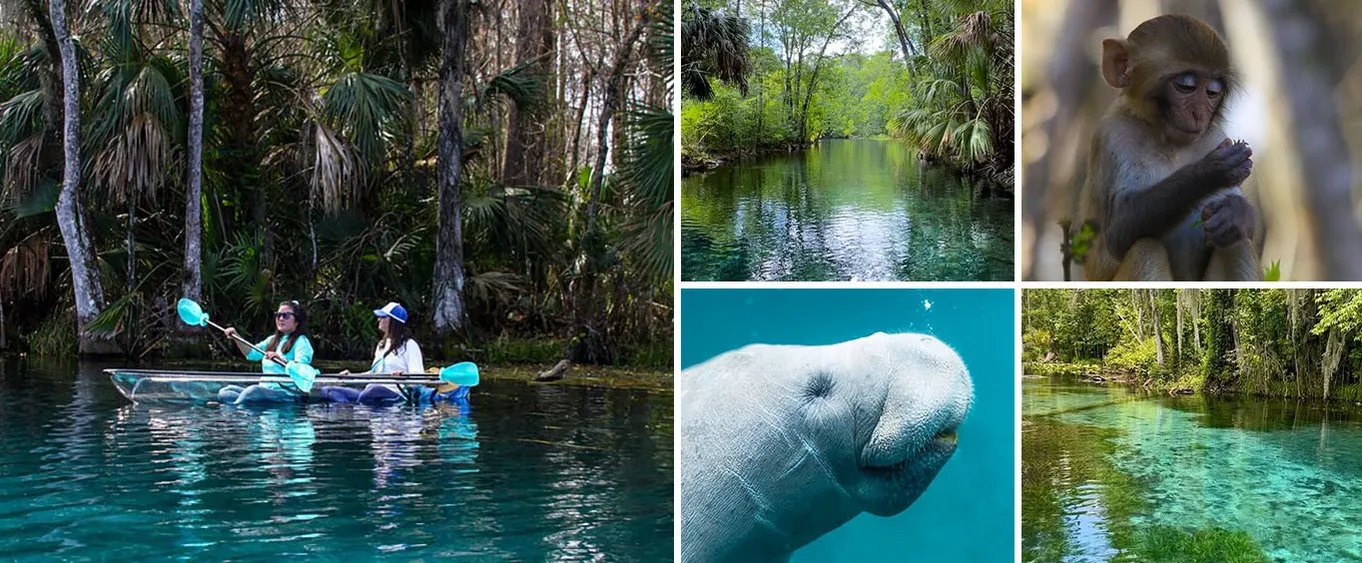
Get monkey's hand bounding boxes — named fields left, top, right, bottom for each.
left=1201, top=192, right=1255, bottom=247
left=1198, top=139, right=1253, bottom=188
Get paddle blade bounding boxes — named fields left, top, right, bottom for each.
left=176, top=298, right=208, bottom=327
left=440, top=362, right=480, bottom=386
left=287, top=362, right=319, bottom=393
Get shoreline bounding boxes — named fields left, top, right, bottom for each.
left=1023, top=362, right=1362, bottom=405
left=4, top=355, right=675, bottom=393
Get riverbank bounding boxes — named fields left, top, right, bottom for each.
left=1024, top=361, right=1362, bottom=403
left=681, top=141, right=811, bottom=176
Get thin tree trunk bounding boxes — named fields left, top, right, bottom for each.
left=50, top=0, right=113, bottom=355
left=586, top=4, right=649, bottom=229
left=874, top=0, right=916, bottom=63
left=432, top=0, right=470, bottom=335
left=1152, top=290, right=1164, bottom=367
left=183, top=0, right=205, bottom=308
left=503, top=0, right=555, bottom=188
left=1176, top=290, right=1184, bottom=367
left=797, top=6, right=855, bottom=140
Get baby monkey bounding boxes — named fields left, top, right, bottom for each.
left=1076, top=14, right=1259, bottom=281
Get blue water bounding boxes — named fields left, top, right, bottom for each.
left=1024, top=379, right=1362, bottom=562
left=0, top=359, right=673, bottom=560
left=680, top=288, right=1016, bottom=561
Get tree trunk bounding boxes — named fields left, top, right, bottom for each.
left=183, top=0, right=205, bottom=308
left=874, top=0, right=915, bottom=63
left=1175, top=290, right=1183, bottom=363
left=502, top=0, right=555, bottom=188
left=49, top=0, right=115, bottom=355
left=586, top=6, right=649, bottom=229
left=1151, top=290, right=1164, bottom=367
left=432, top=0, right=470, bottom=335
left=797, top=7, right=855, bottom=140
left=23, top=0, right=62, bottom=170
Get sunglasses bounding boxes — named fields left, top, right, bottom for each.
left=274, top=312, right=295, bottom=320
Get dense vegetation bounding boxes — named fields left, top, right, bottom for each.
left=1024, top=289, right=1362, bottom=401
left=0, top=0, right=672, bottom=368
left=680, top=0, right=1013, bottom=185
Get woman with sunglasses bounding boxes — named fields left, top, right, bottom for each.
left=216, top=300, right=315, bottom=404
left=321, top=302, right=423, bottom=405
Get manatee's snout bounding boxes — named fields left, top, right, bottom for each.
left=855, top=333, right=972, bottom=516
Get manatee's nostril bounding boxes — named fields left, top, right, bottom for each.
left=805, top=372, right=834, bottom=399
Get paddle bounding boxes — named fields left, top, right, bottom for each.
left=176, top=298, right=319, bottom=392
left=439, top=362, right=480, bottom=386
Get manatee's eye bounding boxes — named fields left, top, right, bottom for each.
left=805, top=372, right=834, bottom=399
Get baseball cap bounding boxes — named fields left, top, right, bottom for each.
left=373, top=302, right=408, bottom=323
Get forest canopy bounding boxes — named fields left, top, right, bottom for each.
left=680, top=0, right=1013, bottom=184
left=0, top=0, right=673, bottom=368
left=1024, top=289, right=1362, bottom=402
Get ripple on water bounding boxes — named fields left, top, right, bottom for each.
left=1026, top=380, right=1362, bottom=562
left=0, top=368, right=673, bottom=561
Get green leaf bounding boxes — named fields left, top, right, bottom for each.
left=1263, top=260, right=1281, bottom=282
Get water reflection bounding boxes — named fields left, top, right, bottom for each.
left=1024, top=379, right=1362, bottom=562
left=0, top=361, right=669, bottom=560
left=681, top=138, right=1013, bottom=281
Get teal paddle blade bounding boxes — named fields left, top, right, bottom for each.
left=440, top=362, right=480, bottom=386
left=286, top=362, right=318, bottom=393
left=176, top=298, right=207, bottom=327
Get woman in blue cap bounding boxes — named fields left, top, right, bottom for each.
left=217, top=300, right=314, bottom=404
left=322, top=302, right=424, bottom=404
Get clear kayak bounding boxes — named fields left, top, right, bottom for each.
left=107, top=369, right=472, bottom=404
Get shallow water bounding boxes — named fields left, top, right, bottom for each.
left=681, top=288, right=1015, bottom=561
left=0, top=359, right=673, bottom=561
left=1023, top=378, right=1362, bottom=562
left=680, top=139, right=1013, bottom=281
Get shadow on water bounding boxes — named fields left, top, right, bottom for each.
left=0, top=357, right=673, bottom=561
left=680, top=139, right=1013, bottom=282
left=1023, top=378, right=1362, bottom=562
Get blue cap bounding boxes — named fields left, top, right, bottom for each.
left=374, top=302, right=408, bottom=323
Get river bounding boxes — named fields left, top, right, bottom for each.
left=1023, top=377, right=1362, bottom=562
left=0, top=358, right=673, bottom=561
left=680, top=138, right=1013, bottom=281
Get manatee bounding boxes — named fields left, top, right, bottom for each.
left=679, top=332, right=973, bottom=563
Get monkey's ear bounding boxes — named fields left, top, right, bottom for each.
left=1101, top=39, right=1132, bottom=89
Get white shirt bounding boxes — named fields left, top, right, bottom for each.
left=367, top=339, right=424, bottom=376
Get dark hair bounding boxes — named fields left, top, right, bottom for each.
left=267, top=300, right=308, bottom=354
left=383, top=314, right=412, bottom=358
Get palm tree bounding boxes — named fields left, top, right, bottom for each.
left=680, top=1, right=751, bottom=100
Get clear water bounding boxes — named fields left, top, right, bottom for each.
left=680, top=288, right=1016, bottom=561
left=0, top=359, right=673, bottom=561
left=1023, top=378, right=1362, bottom=562
left=680, top=138, right=1014, bottom=282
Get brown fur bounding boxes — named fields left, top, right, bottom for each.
left=1077, top=14, right=1260, bottom=281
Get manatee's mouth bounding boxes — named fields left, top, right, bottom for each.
left=859, top=426, right=960, bottom=480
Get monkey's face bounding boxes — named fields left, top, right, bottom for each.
left=1160, top=71, right=1224, bottom=145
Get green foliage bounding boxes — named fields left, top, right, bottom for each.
left=1263, top=260, right=1281, bottom=281
left=0, top=1, right=673, bottom=368
left=1135, top=526, right=1268, bottom=563
left=1104, top=337, right=1158, bottom=376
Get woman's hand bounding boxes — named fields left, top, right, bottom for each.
left=223, top=327, right=238, bottom=339
left=264, top=351, right=283, bottom=363
left=339, top=369, right=351, bottom=376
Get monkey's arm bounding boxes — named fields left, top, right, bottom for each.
left=1102, top=137, right=1252, bottom=257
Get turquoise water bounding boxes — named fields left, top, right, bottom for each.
left=680, top=288, right=1016, bottom=561
left=0, top=359, right=672, bottom=560
left=1024, top=378, right=1362, bottom=562
left=680, top=139, right=1014, bottom=282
